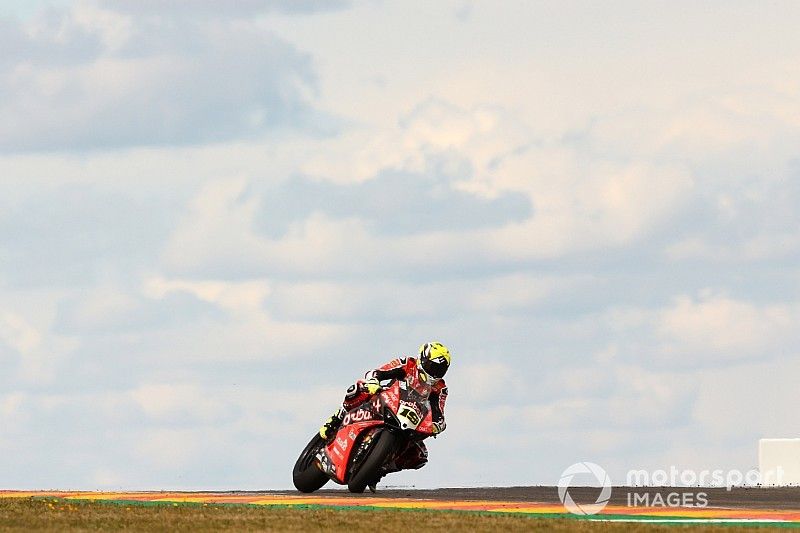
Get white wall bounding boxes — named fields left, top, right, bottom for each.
left=759, top=439, right=800, bottom=486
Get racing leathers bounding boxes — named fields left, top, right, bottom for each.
left=319, top=356, right=448, bottom=471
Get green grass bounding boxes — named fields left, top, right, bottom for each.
left=0, top=497, right=788, bottom=532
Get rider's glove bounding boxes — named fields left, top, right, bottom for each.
left=361, top=378, right=381, bottom=395
left=432, top=420, right=446, bottom=434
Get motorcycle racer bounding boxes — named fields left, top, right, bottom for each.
left=318, top=342, right=451, bottom=473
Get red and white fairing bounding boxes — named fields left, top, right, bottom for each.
left=315, top=373, right=436, bottom=484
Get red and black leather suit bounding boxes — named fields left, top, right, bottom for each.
left=342, top=356, right=448, bottom=471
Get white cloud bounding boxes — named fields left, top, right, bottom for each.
left=666, top=233, right=800, bottom=263
left=488, top=153, right=694, bottom=257
left=0, top=2, right=324, bottom=151
left=522, top=364, right=693, bottom=430
left=0, top=307, right=77, bottom=385
left=656, top=291, right=798, bottom=362
left=300, top=99, right=696, bottom=261
left=134, top=428, right=205, bottom=470
left=457, top=362, right=522, bottom=402
left=692, top=357, right=800, bottom=444
left=301, top=99, right=530, bottom=185
left=143, top=276, right=271, bottom=316
left=105, top=0, right=348, bottom=18
left=162, top=103, right=695, bottom=286
left=131, top=383, right=230, bottom=423
left=0, top=311, right=41, bottom=354
left=0, top=393, right=27, bottom=433
left=264, top=274, right=584, bottom=322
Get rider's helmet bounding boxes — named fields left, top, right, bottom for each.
left=417, top=342, right=451, bottom=380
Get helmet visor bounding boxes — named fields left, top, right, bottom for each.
left=421, top=356, right=449, bottom=379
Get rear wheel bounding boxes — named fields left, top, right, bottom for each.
left=348, top=430, right=397, bottom=493
left=292, top=434, right=329, bottom=493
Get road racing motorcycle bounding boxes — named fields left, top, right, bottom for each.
left=293, top=371, right=437, bottom=493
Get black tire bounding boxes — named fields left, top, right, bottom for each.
left=292, top=434, right=329, bottom=493
left=348, top=430, right=397, bottom=493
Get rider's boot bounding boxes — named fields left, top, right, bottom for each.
left=319, top=407, right=346, bottom=440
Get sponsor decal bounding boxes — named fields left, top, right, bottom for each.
left=382, top=388, right=398, bottom=404
left=342, top=408, right=373, bottom=426
left=316, top=450, right=335, bottom=476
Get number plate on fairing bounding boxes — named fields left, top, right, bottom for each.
left=396, top=402, right=422, bottom=429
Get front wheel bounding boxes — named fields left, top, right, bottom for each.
left=292, top=434, right=329, bottom=493
left=348, top=430, right=397, bottom=493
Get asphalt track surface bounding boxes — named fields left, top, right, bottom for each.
left=348, top=486, right=800, bottom=510
left=6, top=487, right=799, bottom=509
left=7, top=487, right=798, bottom=509
left=3, top=487, right=800, bottom=525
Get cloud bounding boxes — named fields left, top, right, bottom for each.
left=53, top=286, right=226, bottom=334
left=143, top=276, right=271, bottom=316
left=582, top=292, right=800, bottom=369
left=0, top=310, right=41, bottom=355
left=0, top=381, right=345, bottom=489
left=131, top=383, right=234, bottom=425
left=299, top=98, right=533, bottom=184
left=0, top=8, right=102, bottom=67
left=302, top=99, right=696, bottom=257
left=0, top=308, right=78, bottom=385
left=692, top=357, right=800, bottom=444
left=256, top=170, right=531, bottom=238
left=0, top=184, right=177, bottom=287
left=162, top=99, right=694, bottom=283
left=655, top=291, right=799, bottom=363
left=58, top=276, right=350, bottom=370
left=263, top=274, right=584, bottom=323
left=588, top=89, right=800, bottom=167
left=164, top=179, right=531, bottom=282
left=412, top=361, right=697, bottom=486
left=0, top=2, right=331, bottom=152
left=104, top=0, right=349, bottom=18
left=664, top=168, right=800, bottom=263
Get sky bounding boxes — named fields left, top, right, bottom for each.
left=1, top=0, right=799, bottom=490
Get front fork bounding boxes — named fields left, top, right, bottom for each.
left=348, top=426, right=383, bottom=478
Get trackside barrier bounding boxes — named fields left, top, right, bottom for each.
left=759, top=438, right=800, bottom=485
